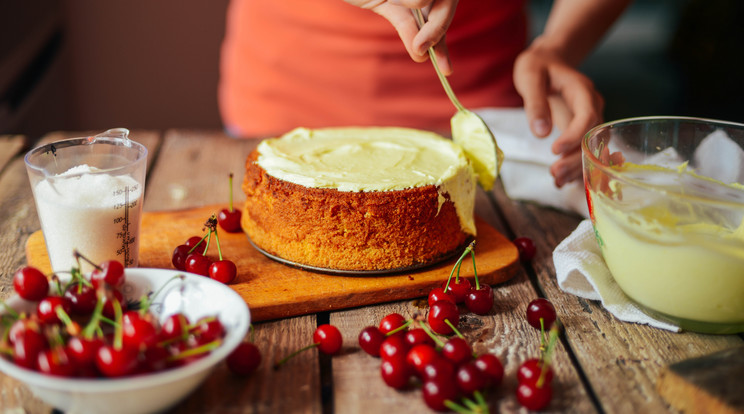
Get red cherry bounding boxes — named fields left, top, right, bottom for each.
left=518, top=358, right=554, bottom=385
left=358, top=326, right=385, bottom=357
left=513, top=237, right=537, bottom=262
left=442, top=278, right=471, bottom=303
left=456, top=363, right=487, bottom=395
left=64, top=284, right=98, bottom=315
left=194, top=316, right=225, bottom=343
left=421, top=357, right=456, bottom=383
left=185, top=236, right=207, bottom=254
left=227, top=341, right=262, bottom=375
left=465, top=284, right=494, bottom=315
left=313, top=324, right=343, bottom=355
left=141, top=345, right=171, bottom=373
left=185, top=253, right=212, bottom=276
left=209, top=260, right=237, bottom=284
left=422, top=377, right=459, bottom=412
left=380, top=356, right=412, bottom=389
left=90, top=260, right=126, bottom=289
left=378, top=313, right=407, bottom=336
left=96, top=344, right=138, bottom=377
left=474, top=353, right=504, bottom=387
left=13, top=267, right=49, bottom=301
left=441, top=337, right=472, bottom=366
left=379, top=335, right=410, bottom=361
left=526, top=298, right=557, bottom=330
left=427, top=287, right=455, bottom=307
left=406, top=344, right=440, bottom=376
left=404, top=328, right=435, bottom=348
left=218, top=209, right=242, bottom=233
left=37, top=347, right=77, bottom=377
left=102, top=289, right=127, bottom=319
left=66, top=336, right=104, bottom=371
left=12, top=328, right=47, bottom=369
left=121, top=311, right=159, bottom=351
left=36, top=296, right=71, bottom=325
left=160, top=313, right=190, bottom=342
left=428, top=301, right=459, bottom=335
left=172, top=244, right=191, bottom=270
left=218, top=173, right=243, bottom=233
left=516, top=381, right=553, bottom=411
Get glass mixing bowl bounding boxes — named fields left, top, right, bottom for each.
left=582, top=116, right=744, bottom=334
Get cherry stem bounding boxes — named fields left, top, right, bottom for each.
left=81, top=294, right=106, bottom=339
left=445, top=241, right=474, bottom=291
left=187, top=233, right=210, bottom=255
left=0, top=300, right=19, bottom=319
left=470, top=243, right=480, bottom=290
left=273, top=342, right=319, bottom=370
left=55, top=306, right=80, bottom=337
left=202, top=215, right=219, bottom=257
left=213, top=225, right=224, bottom=261
left=385, top=319, right=412, bottom=337
left=169, top=338, right=222, bottom=361
left=228, top=173, right=235, bottom=212
left=536, top=322, right=561, bottom=388
left=444, top=319, right=465, bottom=340
left=112, top=297, right=124, bottom=350
left=418, top=320, right=445, bottom=348
left=74, top=250, right=103, bottom=271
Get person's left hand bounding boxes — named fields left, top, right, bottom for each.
left=344, top=0, right=458, bottom=75
left=513, top=44, right=605, bottom=187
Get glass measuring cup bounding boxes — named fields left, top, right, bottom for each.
left=24, top=128, right=147, bottom=273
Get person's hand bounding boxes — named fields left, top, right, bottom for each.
left=344, top=0, right=458, bottom=74
left=513, top=43, right=604, bottom=187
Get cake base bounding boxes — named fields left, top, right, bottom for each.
left=247, top=235, right=474, bottom=276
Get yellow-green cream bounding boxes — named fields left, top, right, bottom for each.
left=591, top=164, right=744, bottom=324
left=256, top=127, right=477, bottom=235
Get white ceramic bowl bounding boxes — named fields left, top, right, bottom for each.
left=0, top=268, right=251, bottom=414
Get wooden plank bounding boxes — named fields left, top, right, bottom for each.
left=0, top=130, right=162, bottom=413
left=139, top=130, right=321, bottom=414
left=26, top=207, right=519, bottom=322
left=169, top=315, right=323, bottom=414
left=0, top=135, right=25, bottom=171
left=657, top=346, right=744, bottom=414
left=329, top=190, right=597, bottom=413
left=488, top=181, right=744, bottom=413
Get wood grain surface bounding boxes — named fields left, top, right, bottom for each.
left=25, top=205, right=520, bottom=322
left=2, top=131, right=742, bottom=414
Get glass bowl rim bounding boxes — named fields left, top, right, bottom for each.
left=581, top=115, right=744, bottom=208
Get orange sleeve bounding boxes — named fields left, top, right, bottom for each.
left=219, top=0, right=527, bottom=138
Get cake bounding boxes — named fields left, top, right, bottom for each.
left=241, top=127, right=477, bottom=272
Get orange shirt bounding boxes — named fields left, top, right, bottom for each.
left=219, top=0, right=527, bottom=138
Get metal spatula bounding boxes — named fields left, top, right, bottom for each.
left=413, top=9, right=503, bottom=190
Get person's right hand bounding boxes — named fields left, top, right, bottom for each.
left=344, top=0, right=458, bottom=75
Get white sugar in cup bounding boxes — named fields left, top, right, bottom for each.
left=24, top=128, right=147, bottom=273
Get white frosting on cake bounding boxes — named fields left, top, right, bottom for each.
left=256, top=127, right=477, bottom=235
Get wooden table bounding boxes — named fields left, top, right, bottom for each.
left=1, top=130, right=742, bottom=413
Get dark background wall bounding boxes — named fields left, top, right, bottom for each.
left=2, top=0, right=742, bottom=142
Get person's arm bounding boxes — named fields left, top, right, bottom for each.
left=514, top=0, right=632, bottom=187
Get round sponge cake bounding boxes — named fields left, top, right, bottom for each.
left=241, top=127, right=476, bottom=272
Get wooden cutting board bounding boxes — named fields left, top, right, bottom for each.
left=657, top=346, right=744, bottom=414
left=25, top=205, right=519, bottom=322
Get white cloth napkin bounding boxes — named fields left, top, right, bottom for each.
left=474, top=107, right=589, bottom=217
left=553, top=220, right=681, bottom=331
left=474, top=107, right=680, bottom=331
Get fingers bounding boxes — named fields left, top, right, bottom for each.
left=513, top=53, right=553, bottom=138
left=371, top=0, right=456, bottom=74
left=550, top=150, right=583, bottom=188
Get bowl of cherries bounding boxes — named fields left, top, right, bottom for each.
left=0, top=257, right=250, bottom=414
